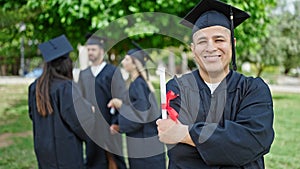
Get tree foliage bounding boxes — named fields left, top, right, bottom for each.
left=252, top=0, right=300, bottom=76
left=0, top=0, right=277, bottom=75
left=0, top=1, right=41, bottom=75
left=275, top=0, right=300, bottom=74
left=229, top=0, right=277, bottom=75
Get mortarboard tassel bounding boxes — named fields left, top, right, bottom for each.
left=230, top=6, right=237, bottom=71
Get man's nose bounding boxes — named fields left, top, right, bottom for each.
left=206, top=40, right=216, bottom=52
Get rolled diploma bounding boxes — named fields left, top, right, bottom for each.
left=159, top=67, right=167, bottom=119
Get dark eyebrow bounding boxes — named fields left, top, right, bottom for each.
left=214, top=35, right=226, bottom=39
left=196, top=37, right=207, bottom=41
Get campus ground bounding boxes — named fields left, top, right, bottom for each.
left=1, top=75, right=299, bottom=93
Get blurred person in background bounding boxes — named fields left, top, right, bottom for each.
left=28, top=34, right=97, bottom=169
left=108, top=43, right=166, bottom=169
left=77, top=34, right=127, bottom=169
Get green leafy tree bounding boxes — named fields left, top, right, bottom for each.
left=256, top=0, right=300, bottom=76
left=1, top=0, right=276, bottom=75
left=0, top=1, right=41, bottom=75
left=229, top=0, right=277, bottom=76
left=277, top=0, right=300, bottom=75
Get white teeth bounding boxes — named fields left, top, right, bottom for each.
left=204, top=55, right=219, bottom=58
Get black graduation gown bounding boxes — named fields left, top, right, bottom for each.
left=78, top=64, right=127, bottom=169
left=166, top=70, right=274, bottom=169
left=118, top=76, right=166, bottom=169
left=28, top=79, right=97, bottom=169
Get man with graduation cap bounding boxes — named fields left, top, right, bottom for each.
left=28, top=34, right=98, bottom=169
left=156, top=0, right=274, bottom=168
left=108, top=41, right=166, bottom=169
left=77, top=34, right=127, bottom=169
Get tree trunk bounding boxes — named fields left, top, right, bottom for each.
left=256, top=63, right=264, bottom=77
left=257, top=67, right=264, bottom=77
left=284, top=68, right=290, bottom=75
left=0, top=64, right=7, bottom=76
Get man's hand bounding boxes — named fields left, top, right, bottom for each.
left=156, top=119, right=195, bottom=146
left=107, top=98, right=122, bottom=109
left=110, top=124, right=120, bottom=135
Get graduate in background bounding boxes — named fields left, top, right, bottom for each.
left=28, top=35, right=97, bottom=169
left=108, top=43, right=166, bottom=169
left=77, top=34, right=127, bottom=169
left=156, top=0, right=274, bottom=168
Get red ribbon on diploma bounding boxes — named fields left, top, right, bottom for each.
left=161, top=90, right=179, bottom=121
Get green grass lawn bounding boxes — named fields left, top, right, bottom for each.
left=0, top=84, right=299, bottom=169
left=0, top=84, right=37, bottom=169
left=265, top=92, right=300, bottom=169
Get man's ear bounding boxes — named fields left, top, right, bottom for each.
left=100, top=47, right=105, bottom=55
left=190, top=42, right=195, bottom=53
left=234, top=38, right=237, bottom=47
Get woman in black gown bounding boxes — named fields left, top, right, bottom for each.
left=108, top=47, right=166, bottom=169
left=28, top=35, right=97, bottom=169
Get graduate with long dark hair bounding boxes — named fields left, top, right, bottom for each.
left=28, top=35, right=97, bottom=169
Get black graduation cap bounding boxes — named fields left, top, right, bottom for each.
left=38, top=34, right=73, bottom=62
left=127, top=40, right=153, bottom=66
left=180, top=0, right=250, bottom=70
left=85, top=33, right=106, bottom=48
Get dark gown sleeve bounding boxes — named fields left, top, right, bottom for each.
left=118, top=80, right=152, bottom=133
left=191, top=78, right=274, bottom=166
left=77, top=71, right=85, bottom=97
left=28, top=83, right=35, bottom=120
left=111, top=67, right=127, bottom=100
left=59, top=82, right=97, bottom=141
left=111, top=67, right=127, bottom=125
left=168, top=78, right=274, bottom=166
left=166, top=78, right=182, bottom=115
